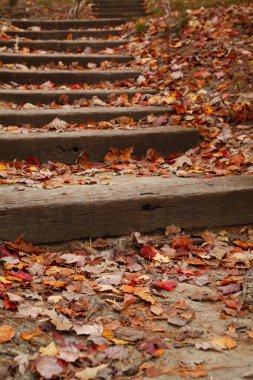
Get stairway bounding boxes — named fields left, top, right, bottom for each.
left=0, top=17, right=252, bottom=243
left=90, top=0, right=146, bottom=18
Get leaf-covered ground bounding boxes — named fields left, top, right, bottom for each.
left=0, top=226, right=253, bottom=379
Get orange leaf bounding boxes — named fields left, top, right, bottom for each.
left=20, top=332, right=41, bottom=341
left=172, top=237, right=192, bottom=250
left=104, top=147, right=133, bottom=163
left=43, top=279, right=67, bottom=288
left=6, top=237, right=45, bottom=254
left=0, top=325, right=15, bottom=343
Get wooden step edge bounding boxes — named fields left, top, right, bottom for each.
left=0, top=69, right=140, bottom=84
left=0, top=88, right=156, bottom=103
left=0, top=126, right=198, bottom=163
left=0, top=53, right=134, bottom=64
left=0, top=175, right=252, bottom=243
left=0, top=106, right=171, bottom=127
left=6, top=30, right=122, bottom=39
left=9, top=19, right=127, bottom=29
left=0, top=39, right=129, bottom=48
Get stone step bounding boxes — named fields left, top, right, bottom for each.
left=0, top=106, right=171, bottom=126
left=9, top=19, right=126, bottom=29
left=0, top=175, right=252, bottom=243
left=6, top=29, right=122, bottom=39
left=0, top=39, right=129, bottom=52
left=0, top=53, right=134, bottom=65
left=0, top=89, right=156, bottom=103
left=0, top=69, right=140, bottom=84
left=0, top=126, right=198, bottom=163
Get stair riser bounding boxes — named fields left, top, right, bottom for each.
left=0, top=127, right=199, bottom=163
left=6, top=30, right=121, bottom=39
left=0, top=107, right=171, bottom=127
left=0, top=40, right=128, bottom=51
left=0, top=54, right=133, bottom=65
left=0, top=89, right=156, bottom=103
left=10, top=19, right=126, bottom=29
left=0, top=70, right=139, bottom=84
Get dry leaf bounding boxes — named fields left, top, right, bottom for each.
left=211, top=335, right=237, bottom=350
left=104, top=146, right=133, bottom=163
left=76, top=364, right=108, bottom=380
left=0, top=325, right=15, bottom=343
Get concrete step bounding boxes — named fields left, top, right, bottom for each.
left=9, top=19, right=126, bottom=29
left=0, top=175, right=252, bottom=243
left=0, top=89, right=156, bottom=103
left=0, top=53, right=134, bottom=65
left=6, top=29, right=122, bottom=40
left=0, top=39, right=129, bottom=52
left=0, top=106, right=171, bottom=126
left=0, top=69, right=140, bottom=84
left=0, top=126, right=198, bottom=163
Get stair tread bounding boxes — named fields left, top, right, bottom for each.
left=1, top=175, right=252, bottom=243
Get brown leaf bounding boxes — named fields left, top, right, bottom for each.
left=35, top=356, right=63, bottom=379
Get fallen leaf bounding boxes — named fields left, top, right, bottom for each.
left=211, top=335, right=237, bottom=350
left=76, top=364, right=108, bottom=380
left=0, top=325, right=15, bottom=343
left=35, top=355, right=63, bottom=379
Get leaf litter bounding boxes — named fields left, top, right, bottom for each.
left=0, top=225, right=252, bottom=378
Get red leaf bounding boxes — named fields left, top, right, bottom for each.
left=140, top=245, right=158, bottom=260
left=172, top=237, right=192, bottom=251
left=7, top=270, right=32, bottom=282
left=155, top=281, right=177, bottom=291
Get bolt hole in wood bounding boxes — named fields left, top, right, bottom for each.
left=142, top=204, right=162, bottom=211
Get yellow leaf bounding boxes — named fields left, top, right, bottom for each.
left=153, top=252, right=170, bottom=263
left=0, top=277, right=12, bottom=284
left=40, top=341, right=58, bottom=356
left=211, top=335, right=237, bottom=350
left=103, top=329, right=128, bottom=345
left=133, top=288, right=156, bottom=304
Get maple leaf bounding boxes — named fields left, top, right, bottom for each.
left=140, top=245, right=158, bottom=260
left=5, top=237, right=45, bottom=255
left=104, top=146, right=133, bottom=163
left=171, top=237, right=193, bottom=251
